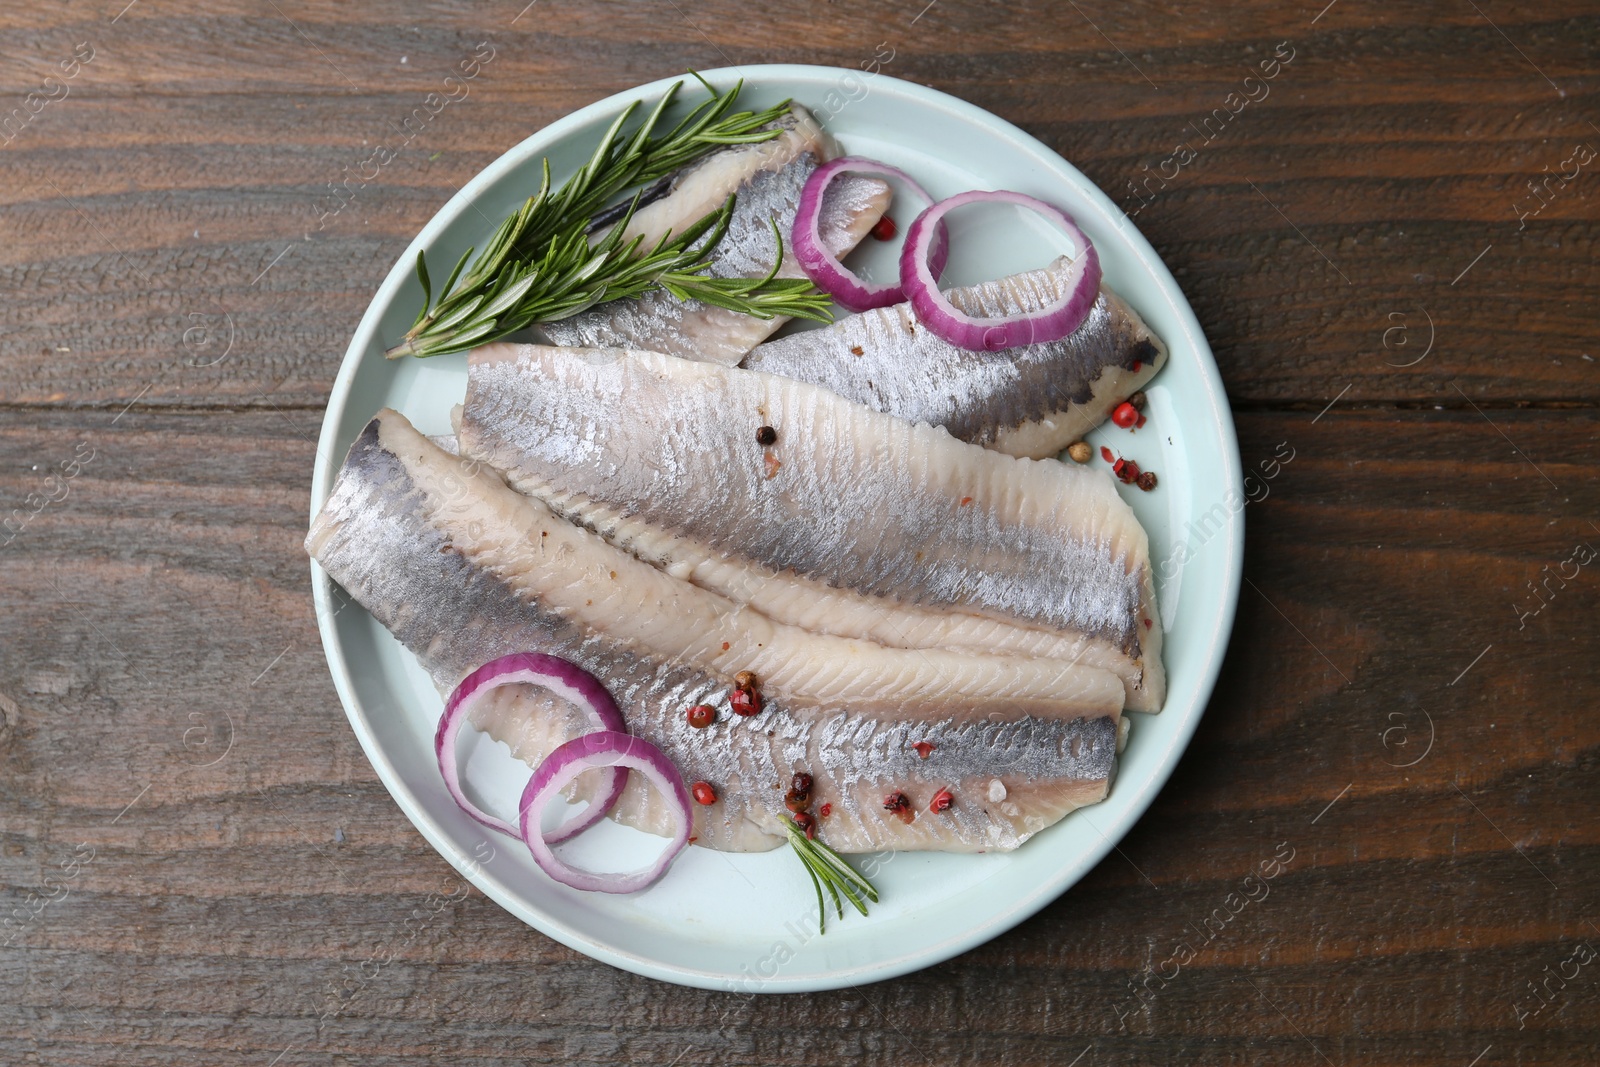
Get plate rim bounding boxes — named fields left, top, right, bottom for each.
left=308, top=62, right=1243, bottom=992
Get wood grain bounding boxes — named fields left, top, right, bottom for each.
left=1, top=2, right=1596, bottom=1064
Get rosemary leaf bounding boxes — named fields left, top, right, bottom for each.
left=388, top=77, right=827, bottom=360
left=784, top=820, right=880, bottom=934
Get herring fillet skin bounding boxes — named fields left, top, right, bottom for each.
left=742, top=256, right=1169, bottom=459
left=451, top=378, right=1162, bottom=710
left=458, top=344, right=1165, bottom=711
left=439, top=426, right=1136, bottom=679
left=540, top=104, right=891, bottom=366
left=307, top=410, right=1124, bottom=854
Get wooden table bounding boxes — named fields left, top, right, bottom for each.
left=3, top=2, right=1595, bottom=1063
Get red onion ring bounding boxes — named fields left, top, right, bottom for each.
left=792, top=156, right=949, bottom=312
left=436, top=653, right=627, bottom=844
left=518, top=730, right=693, bottom=894
left=898, top=189, right=1103, bottom=351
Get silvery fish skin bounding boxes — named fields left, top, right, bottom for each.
left=451, top=351, right=1160, bottom=709
left=306, top=410, right=1124, bottom=853
left=540, top=104, right=891, bottom=367
left=457, top=344, right=1165, bottom=711
left=742, top=257, right=1168, bottom=459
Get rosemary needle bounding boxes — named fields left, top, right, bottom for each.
left=388, top=76, right=831, bottom=360
left=784, top=820, right=880, bottom=934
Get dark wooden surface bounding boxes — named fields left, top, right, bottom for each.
left=2, top=2, right=1596, bottom=1063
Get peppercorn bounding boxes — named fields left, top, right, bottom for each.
left=1137, top=470, right=1158, bottom=492
left=1111, top=402, right=1138, bottom=429
left=793, top=810, right=817, bottom=838
left=730, top=686, right=763, bottom=716
left=929, top=789, right=954, bottom=813
left=819, top=802, right=832, bottom=818
left=692, top=781, right=717, bottom=805
left=882, top=792, right=909, bottom=814
left=871, top=215, right=897, bottom=241
left=686, top=704, right=716, bottom=729
left=1066, top=441, right=1092, bottom=464
left=734, top=670, right=758, bottom=690
left=791, top=771, right=813, bottom=793
left=784, top=787, right=811, bottom=812
left=755, top=425, right=777, bottom=446
left=1128, top=390, right=1147, bottom=412
left=912, top=741, right=934, bottom=760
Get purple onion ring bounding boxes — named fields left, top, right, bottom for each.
left=791, top=156, right=949, bottom=312
left=899, top=189, right=1102, bottom=351
left=518, top=731, right=693, bottom=894
left=436, top=652, right=628, bottom=844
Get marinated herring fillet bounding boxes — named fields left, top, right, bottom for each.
left=743, top=256, right=1168, bottom=459
left=441, top=427, right=1134, bottom=678
left=306, top=410, right=1125, bottom=853
left=457, top=344, right=1165, bottom=711
left=541, top=104, right=890, bottom=366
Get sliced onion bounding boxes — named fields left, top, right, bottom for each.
left=436, top=653, right=627, bottom=844
left=792, top=156, right=949, bottom=312
left=518, top=731, right=693, bottom=894
left=899, top=189, right=1102, bottom=351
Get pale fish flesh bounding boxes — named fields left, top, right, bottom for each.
left=742, top=256, right=1168, bottom=459
left=307, top=410, right=1125, bottom=853
left=540, top=104, right=891, bottom=366
left=456, top=344, right=1165, bottom=711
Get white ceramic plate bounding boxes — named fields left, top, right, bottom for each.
left=308, top=65, right=1243, bottom=993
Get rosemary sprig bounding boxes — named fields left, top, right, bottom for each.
left=388, top=76, right=830, bottom=360
left=784, top=820, right=879, bottom=934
